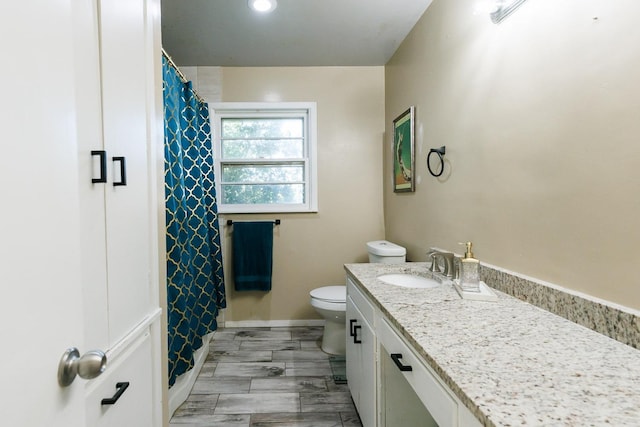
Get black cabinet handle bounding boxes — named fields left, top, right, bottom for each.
left=91, top=150, right=107, bottom=183
left=390, top=353, right=412, bottom=372
left=101, top=381, right=130, bottom=405
left=112, top=156, right=127, bottom=186
left=349, top=319, right=357, bottom=337
left=353, top=325, right=361, bottom=344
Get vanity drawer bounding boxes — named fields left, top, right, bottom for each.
left=378, top=317, right=457, bottom=427
left=346, top=277, right=375, bottom=326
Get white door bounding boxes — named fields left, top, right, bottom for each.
left=99, top=0, right=153, bottom=347
left=75, top=0, right=156, bottom=352
left=0, top=1, right=90, bottom=425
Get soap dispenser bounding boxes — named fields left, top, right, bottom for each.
left=459, top=242, right=480, bottom=292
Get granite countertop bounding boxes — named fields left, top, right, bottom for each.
left=344, top=262, right=640, bottom=426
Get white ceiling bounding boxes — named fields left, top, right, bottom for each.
left=161, top=0, right=434, bottom=66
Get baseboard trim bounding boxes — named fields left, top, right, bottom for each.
left=167, top=333, right=212, bottom=417
left=223, top=319, right=325, bottom=328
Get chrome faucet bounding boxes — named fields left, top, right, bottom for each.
left=426, top=250, right=441, bottom=273
left=452, top=256, right=461, bottom=280
left=430, top=251, right=455, bottom=277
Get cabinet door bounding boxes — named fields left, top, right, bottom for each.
left=73, top=0, right=162, bottom=424
left=76, top=0, right=154, bottom=350
left=379, top=346, right=438, bottom=426
left=75, top=0, right=110, bottom=352
left=346, top=296, right=362, bottom=405
left=99, top=0, right=153, bottom=346
left=85, top=332, right=153, bottom=426
left=378, top=318, right=457, bottom=427
left=346, top=295, right=376, bottom=427
left=1, top=0, right=88, bottom=423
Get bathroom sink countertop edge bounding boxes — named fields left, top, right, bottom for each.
left=344, top=262, right=640, bottom=426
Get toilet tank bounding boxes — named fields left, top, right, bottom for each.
left=366, top=240, right=406, bottom=264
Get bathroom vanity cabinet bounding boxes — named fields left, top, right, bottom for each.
left=346, top=277, right=481, bottom=427
left=345, top=263, right=640, bottom=425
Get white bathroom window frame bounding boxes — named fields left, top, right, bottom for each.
left=211, top=102, right=318, bottom=213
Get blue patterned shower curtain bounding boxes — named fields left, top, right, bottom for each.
left=163, top=55, right=226, bottom=387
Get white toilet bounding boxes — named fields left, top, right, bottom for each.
left=310, top=240, right=407, bottom=355
left=365, top=240, right=407, bottom=264
left=309, top=286, right=347, bottom=355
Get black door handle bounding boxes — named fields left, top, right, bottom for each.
left=349, top=319, right=357, bottom=337
left=101, top=381, right=130, bottom=405
left=112, top=156, right=127, bottom=186
left=91, top=150, right=107, bottom=183
left=390, top=353, right=412, bottom=371
left=353, top=325, right=361, bottom=344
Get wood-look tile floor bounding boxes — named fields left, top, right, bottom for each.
left=170, top=326, right=363, bottom=427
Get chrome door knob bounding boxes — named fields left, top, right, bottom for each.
left=58, top=347, right=107, bottom=387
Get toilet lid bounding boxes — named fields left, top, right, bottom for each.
left=310, top=286, right=346, bottom=302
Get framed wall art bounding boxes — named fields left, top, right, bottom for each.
left=392, top=106, right=415, bottom=192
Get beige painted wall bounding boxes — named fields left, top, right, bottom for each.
left=217, top=67, right=385, bottom=321
left=384, top=0, right=640, bottom=308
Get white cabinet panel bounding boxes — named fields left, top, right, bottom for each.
left=379, top=346, right=438, bottom=426
left=75, top=0, right=110, bottom=352
left=378, top=317, right=457, bottom=427
left=347, top=277, right=375, bottom=324
left=346, top=279, right=376, bottom=427
left=98, top=0, right=153, bottom=346
left=74, top=0, right=162, bottom=424
left=85, top=332, right=153, bottom=427
left=2, top=1, right=88, bottom=423
left=77, top=0, right=154, bottom=350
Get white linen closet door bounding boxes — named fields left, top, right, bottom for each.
left=75, top=0, right=110, bottom=352
left=98, top=0, right=153, bottom=348
left=75, top=0, right=161, bottom=425
left=0, top=0, right=87, bottom=425
left=76, top=0, right=155, bottom=352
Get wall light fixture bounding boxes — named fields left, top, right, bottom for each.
left=248, top=0, right=277, bottom=13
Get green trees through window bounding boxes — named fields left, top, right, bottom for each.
left=212, top=103, right=317, bottom=212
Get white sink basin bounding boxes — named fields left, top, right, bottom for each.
left=377, top=274, right=441, bottom=289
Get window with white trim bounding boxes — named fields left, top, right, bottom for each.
left=211, top=102, right=318, bottom=213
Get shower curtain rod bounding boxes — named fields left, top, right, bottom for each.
left=162, top=47, right=206, bottom=104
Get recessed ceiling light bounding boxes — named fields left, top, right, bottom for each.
left=248, top=0, right=277, bottom=13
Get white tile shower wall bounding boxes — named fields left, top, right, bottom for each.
left=195, top=67, right=222, bottom=102
left=180, top=66, right=198, bottom=87
left=179, top=66, right=223, bottom=104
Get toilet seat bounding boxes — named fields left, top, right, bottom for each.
left=310, top=286, right=346, bottom=303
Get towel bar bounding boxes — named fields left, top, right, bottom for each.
left=226, top=219, right=280, bottom=226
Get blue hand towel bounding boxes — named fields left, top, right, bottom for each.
left=232, top=222, right=273, bottom=291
